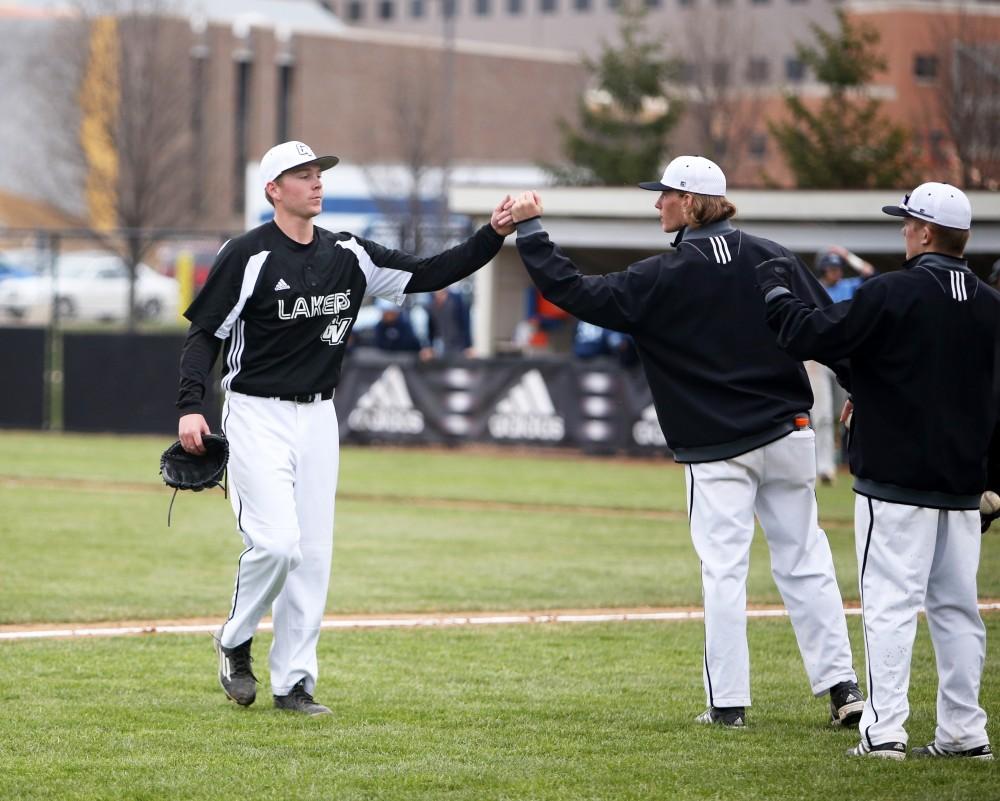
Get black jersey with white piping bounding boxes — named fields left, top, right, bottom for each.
left=181, top=220, right=502, bottom=402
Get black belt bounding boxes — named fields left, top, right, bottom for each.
left=277, top=389, right=335, bottom=404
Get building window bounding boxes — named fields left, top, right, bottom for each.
left=540, top=0, right=557, bottom=12
left=748, top=133, right=768, bottom=159
left=410, top=0, right=424, bottom=15
left=509, top=0, right=523, bottom=13
left=475, top=0, right=491, bottom=13
left=347, top=0, right=364, bottom=19
left=233, top=59, right=253, bottom=215
left=443, top=0, right=457, bottom=16
left=914, top=54, right=939, bottom=81
left=378, top=0, right=395, bottom=17
left=574, top=0, right=591, bottom=10
left=678, top=0, right=695, bottom=6
left=646, top=0, right=661, bottom=7
left=607, top=0, right=620, bottom=9
left=785, top=57, right=805, bottom=83
left=747, top=57, right=770, bottom=83
left=715, top=0, right=733, bottom=5
left=676, top=61, right=698, bottom=84
left=751, top=0, right=770, bottom=4
left=276, top=63, right=294, bottom=143
left=711, top=60, right=729, bottom=85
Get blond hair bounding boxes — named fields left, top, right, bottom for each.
left=686, top=194, right=737, bottom=227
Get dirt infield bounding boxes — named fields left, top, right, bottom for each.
left=4, top=602, right=1000, bottom=642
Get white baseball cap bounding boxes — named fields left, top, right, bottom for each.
left=882, top=181, right=971, bottom=230
left=639, top=155, right=727, bottom=197
left=259, top=141, right=339, bottom=189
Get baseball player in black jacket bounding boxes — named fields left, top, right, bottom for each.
left=508, top=156, right=863, bottom=729
left=176, top=141, right=515, bottom=715
left=757, top=182, right=999, bottom=760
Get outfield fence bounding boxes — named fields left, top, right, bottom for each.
left=0, top=326, right=665, bottom=455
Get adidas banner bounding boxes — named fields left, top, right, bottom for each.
left=334, top=353, right=670, bottom=456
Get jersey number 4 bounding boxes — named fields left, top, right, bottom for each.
left=321, top=318, right=350, bottom=346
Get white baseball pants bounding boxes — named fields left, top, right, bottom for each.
left=685, top=429, right=856, bottom=708
left=805, top=361, right=837, bottom=480
left=855, top=496, right=988, bottom=750
left=219, top=391, right=340, bottom=696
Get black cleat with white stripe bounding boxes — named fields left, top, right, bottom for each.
left=273, top=679, right=332, bottom=716
left=695, top=706, right=746, bottom=728
left=829, top=680, right=865, bottom=728
left=911, top=742, right=993, bottom=761
left=846, top=740, right=907, bottom=760
left=215, top=631, right=258, bottom=706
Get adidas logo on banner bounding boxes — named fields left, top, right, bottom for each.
left=487, top=369, right=565, bottom=442
left=632, top=404, right=666, bottom=447
left=347, top=365, right=424, bottom=434
left=274, top=278, right=291, bottom=291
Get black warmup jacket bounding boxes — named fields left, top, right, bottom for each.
left=515, top=217, right=832, bottom=462
left=764, top=252, right=1000, bottom=509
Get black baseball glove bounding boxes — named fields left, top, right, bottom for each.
left=755, top=257, right=795, bottom=297
left=160, top=434, right=229, bottom=525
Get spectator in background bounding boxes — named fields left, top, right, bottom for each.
left=420, top=287, right=473, bottom=360
left=572, top=320, right=614, bottom=359
left=809, top=246, right=878, bottom=482
left=572, top=320, right=639, bottom=367
left=374, top=299, right=422, bottom=353
left=815, top=246, right=876, bottom=302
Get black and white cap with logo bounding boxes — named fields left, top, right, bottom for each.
left=639, top=156, right=727, bottom=197
left=259, top=141, right=339, bottom=190
left=881, top=181, right=972, bottom=230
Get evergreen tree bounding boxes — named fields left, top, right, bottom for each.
left=545, top=1, right=680, bottom=186
left=769, top=10, right=913, bottom=189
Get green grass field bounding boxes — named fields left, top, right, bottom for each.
left=0, top=431, right=996, bottom=800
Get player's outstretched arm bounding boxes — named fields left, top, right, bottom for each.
left=512, top=191, right=649, bottom=334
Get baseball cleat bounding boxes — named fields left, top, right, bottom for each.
left=911, top=742, right=993, bottom=761
left=214, top=630, right=258, bottom=706
left=846, top=740, right=907, bottom=760
left=695, top=706, right=746, bottom=728
left=829, top=680, right=865, bottom=728
left=273, top=679, right=332, bottom=716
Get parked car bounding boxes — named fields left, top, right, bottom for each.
left=0, top=260, right=32, bottom=281
left=0, top=251, right=180, bottom=323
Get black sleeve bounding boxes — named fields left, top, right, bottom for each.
left=513, top=220, right=657, bottom=334
left=354, top=224, right=504, bottom=295
left=176, top=324, right=222, bottom=415
left=763, top=277, right=888, bottom=366
left=183, top=238, right=249, bottom=337
left=783, top=253, right=853, bottom=388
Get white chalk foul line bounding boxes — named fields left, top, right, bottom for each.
left=3, top=603, right=999, bottom=643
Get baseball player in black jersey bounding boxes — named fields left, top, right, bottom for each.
left=176, top=141, right=515, bottom=715
left=757, top=182, right=999, bottom=760
left=508, top=156, right=863, bottom=729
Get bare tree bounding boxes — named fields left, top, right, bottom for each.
left=29, top=0, right=198, bottom=329
left=922, top=5, right=1000, bottom=188
left=672, top=5, right=765, bottom=178
left=360, top=50, right=449, bottom=256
